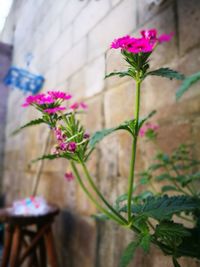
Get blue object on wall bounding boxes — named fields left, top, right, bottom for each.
left=4, top=67, right=45, bottom=94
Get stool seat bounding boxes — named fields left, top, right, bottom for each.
left=0, top=204, right=60, bottom=267
left=0, top=204, right=59, bottom=225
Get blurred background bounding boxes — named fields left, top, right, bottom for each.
left=0, top=0, right=200, bottom=266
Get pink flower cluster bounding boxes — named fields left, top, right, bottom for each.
left=64, top=172, right=74, bottom=182
left=111, top=29, right=173, bottom=54
left=22, top=91, right=87, bottom=115
left=139, top=122, right=159, bottom=137
left=53, top=127, right=77, bottom=154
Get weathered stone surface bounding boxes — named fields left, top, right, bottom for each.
left=138, top=0, right=173, bottom=25
left=85, top=55, right=106, bottom=97
left=178, top=0, right=200, bottom=55
left=105, top=48, right=129, bottom=89
left=88, top=0, right=137, bottom=61
left=55, top=212, right=96, bottom=267
left=57, top=37, right=87, bottom=84
left=104, top=81, right=135, bottom=128
left=73, top=0, right=110, bottom=44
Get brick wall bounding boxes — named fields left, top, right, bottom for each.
left=1, top=0, right=200, bottom=266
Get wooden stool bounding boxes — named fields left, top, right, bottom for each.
left=0, top=204, right=59, bottom=267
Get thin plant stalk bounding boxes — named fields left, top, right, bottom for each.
left=80, top=160, right=128, bottom=225
left=71, top=161, right=125, bottom=225
left=127, top=79, right=141, bottom=222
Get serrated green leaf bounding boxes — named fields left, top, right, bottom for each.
left=155, top=221, right=191, bottom=239
left=155, top=173, right=172, bottom=181
left=105, top=71, right=131, bottom=79
left=147, top=68, right=185, bottom=80
left=161, top=185, right=179, bottom=193
left=140, top=234, right=151, bottom=253
left=121, top=195, right=199, bottom=221
left=176, top=71, right=200, bottom=100
left=89, top=119, right=135, bottom=149
left=119, top=240, right=139, bottom=267
left=31, top=153, right=61, bottom=163
left=11, top=118, right=45, bottom=135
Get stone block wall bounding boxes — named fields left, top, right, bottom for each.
left=1, top=0, right=200, bottom=266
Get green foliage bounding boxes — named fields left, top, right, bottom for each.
left=176, top=71, right=200, bottom=100
left=128, top=195, right=199, bottom=221
left=147, top=68, right=185, bottom=80
left=155, top=221, right=191, bottom=243
left=31, top=153, right=62, bottom=163
left=105, top=71, right=132, bottom=79
left=89, top=110, right=156, bottom=149
left=106, top=50, right=151, bottom=81
left=89, top=119, right=136, bottom=149
left=11, top=118, right=45, bottom=135
left=119, top=240, right=140, bottom=267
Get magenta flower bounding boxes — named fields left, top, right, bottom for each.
left=70, top=102, right=87, bottom=110
left=70, top=102, right=79, bottom=110
left=139, top=123, right=159, bottom=137
left=158, top=33, right=174, bottom=43
left=111, top=35, right=134, bottom=49
left=127, top=38, right=154, bottom=53
left=83, top=133, right=90, bottom=139
left=80, top=102, right=88, bottom=109
left=141, top=29, right=157, bottom=44
left=22, top=94, right=46, bottom=107
left=64, top=172, right=74, bottom=182
left=59, top=142, right=68, bottom=151
left=54, top=128, right=64, bottom=141
left=44, top=106, right=66, bottom=114
left=67, top=142, right=77, bottom=152
left=37, top=95, right=54, bottom=105
left=110, top=29, right=173, bottom=55
left=48, top=91, right=72, bottom=100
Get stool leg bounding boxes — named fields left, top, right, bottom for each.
left=44, top=227, right=59, bottom=267
left=1, top=224, right=14, bottom=267
left=9, top=226, right=22, bottom=267
left=38, top=237, right=47, bottom=267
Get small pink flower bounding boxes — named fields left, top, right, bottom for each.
left=64, top=172, right=74, bottom=182
left=127, top=38, right=154, bottom=53
left=70, top=102, right=87, bottom=110
left=48, top=91, right=72, bottom=100
left=59, top=142, right=67, bottom=151
left=38, top=95, right=54, bottom=105
left=141, top=29, right=157, bottom=42
left=139, top=122, right=159, bottom=137
left=83, top=133, right=90, bottom=139
left=70, top=102, right=79, bottom=110
left=67, top=142, right=77, bottom=152
left=80, top=102, right=88, bottom=109
left=111, top=35, right=134, bottom=49
left=158, top=33, right=174, bottom=43
left=54, top=128, right=63, bottom=141
left=44, top=106, right=66, bottom=114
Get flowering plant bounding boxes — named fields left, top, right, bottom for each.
left=14, top=29, right=200, bottom=267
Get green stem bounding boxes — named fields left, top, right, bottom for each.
left=80, top=160, right=127, bottom=225
left=127, top=80, right=141, bottom=222
left=71, top=162, right=125, bottom=225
